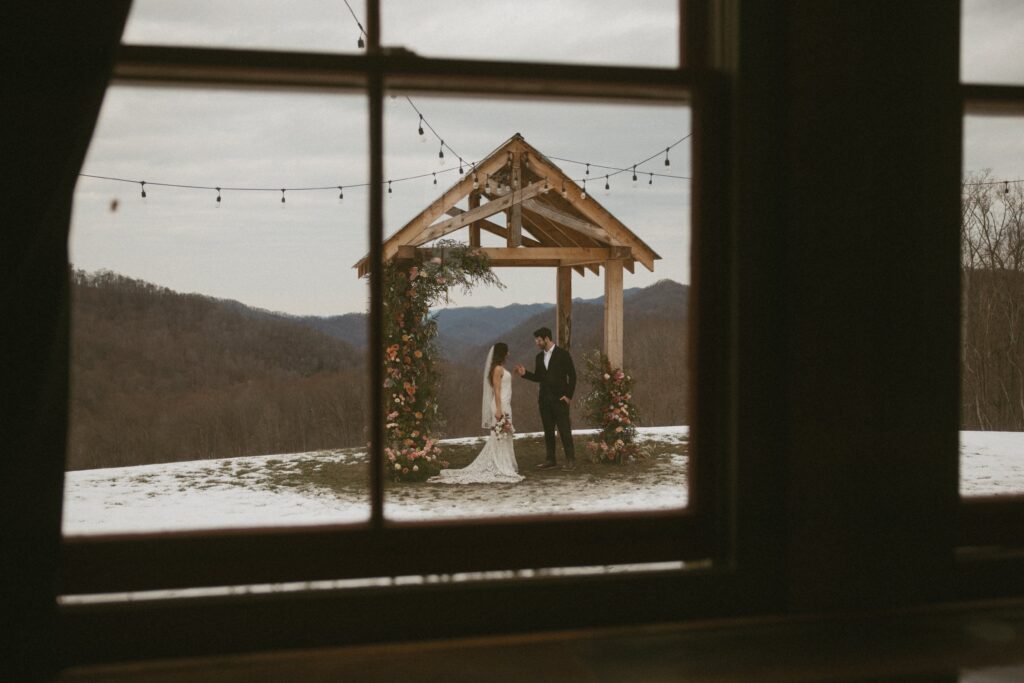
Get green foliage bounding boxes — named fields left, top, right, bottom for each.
left=382, top=240, right=503, bottom=482
left=581, top=351, right=643, bottom=464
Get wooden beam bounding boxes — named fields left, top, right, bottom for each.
left=468, top=191, right=481, bottom=247
left=525, top=212, right=601, bottom=276
left=509, top=152, right=522, bottom=246
left=524, top=149, right=661, bottom=271
left=557, top=267, right=572, bottom=350
left=522, top=198, right=611, bottom=243
left=604, top=259, right=624, bottom=368
left=444, top=207, right=544, bottom=247
left=401, top=246, right=626, bottom=267
left=416, top=180, right=548, bottom=245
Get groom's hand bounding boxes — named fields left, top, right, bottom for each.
left=515, top=364, right=526, bottom=376
left=560, top=396, right=571, bottom=404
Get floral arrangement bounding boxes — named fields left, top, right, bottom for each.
left=582, top=351, right=643, bottom=464
left=382, top=239, right=502, bottom=482
left=491, top=413, right=514, bottom=440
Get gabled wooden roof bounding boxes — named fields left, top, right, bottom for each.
left=354, top=133, right=660, bottom=278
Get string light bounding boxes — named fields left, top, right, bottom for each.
left=338, top=186, right=344, bottom=202
left=664, top=148, right=671, bottom=167
left=433, top=172, right=437, bottom=185
left=649, top=173, right=654, bottom=187
left=388, top=180, right=393, bottom=195
left=418, top=115, right=425, bottom=142
left=632, top=165, right=638, bottom=187
left=484, top=175, right=491, bottom=193
left=581, top=178, right=587, bottom=199
left=357, top=34, right=364, bottom=49
left=458, top=160, right=464, bottom=175
left=561, top=181, right=568, bottom=199
left=280, top=188, right=286, bottom=204
left=472, top=172, right=479, bottom=190
left=140, top=181, right=146, bottom=198
left=604, top=175, right=610, bottom=194
left=1006, top=181, right=1010, bottom=195
left=438, top=142, right=445, bottom=166
left=585, top=163, right=590, bottom=175
left=215, top=187, right=221, bottom=207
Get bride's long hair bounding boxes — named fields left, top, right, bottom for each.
left=489, top=342, right=509, bottom=378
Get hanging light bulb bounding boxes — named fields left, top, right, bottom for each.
left=543, top=177, right=550, bottom=191
left=280, top=188, right=286, bottom=204
left=388, top=180, right=393, bottom=195
left=585, top=163, right=590, bottom=176
left=139, top=181, right=147, bottom=199
left=458, top=160, right=464, bottom=175
left=357, top=34, right=365, bottom=49
left=581, top=178, right=587, bottom=200
left=472, top=173, right=479, bottom=190
left=649, top=173, right=654, bottom=187
left=664, top=148, right=671, bottom=167
left=561, top=181, right=568, bottom=199
left=418, top=115, right=425, bottom=142
left=338, top=186, right=344, bottom=202
left=1005, top=181, right=1010, bottom=195
left=438, top=142, right=445, bottom=166
left=604, top=175, right=610, bottom=194
left=484, top=175, right=491, bottom=193
left=632, top=165, right=638, bottom=187
left=433, top=172, right=437, bottom=185
left=215, top=187, right=221, bottom=207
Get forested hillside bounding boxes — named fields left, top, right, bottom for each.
left=69, top=270, right=367, bottom=469
left=68, top=271, right=690, bottom=470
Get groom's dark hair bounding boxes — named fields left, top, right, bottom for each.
left=533, top=327, right=553, bottom=341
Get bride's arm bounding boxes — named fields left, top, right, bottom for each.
left=492, top=365, right=504, bottom=418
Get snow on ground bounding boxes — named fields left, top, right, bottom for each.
left=62, top=427, right=690, bottom=535
left=959, top=430, right=1024, bottom=496
left=61, top=427, right=1022, bottom=536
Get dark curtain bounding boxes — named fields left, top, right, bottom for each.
left=2, top=5, right=131, bottom=681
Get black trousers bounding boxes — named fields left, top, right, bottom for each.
left=539, top=395, right=575, bottom=463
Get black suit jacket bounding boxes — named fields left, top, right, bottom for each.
left=523, top=345, right=576, bottom=402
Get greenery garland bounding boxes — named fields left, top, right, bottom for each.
left=382, top=239, right=503, bottom=482
left=582, top=351, right=643, bottom=464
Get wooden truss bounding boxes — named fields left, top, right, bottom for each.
left=354, top=134, right=661, bottom=367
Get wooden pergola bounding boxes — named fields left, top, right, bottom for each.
left=355, top=134, right=660, bottom=367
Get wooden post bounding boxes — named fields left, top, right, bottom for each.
left=468, top=191, right=480, bottom=247
left=557, top=266, right=572, bottom=349
left=508, top=152, right=522, bottom=247
left=603, top=259, right=623, bottom=368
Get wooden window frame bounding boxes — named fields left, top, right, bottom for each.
left=58, top=3, right=743, bottom=661
left=956, top=79, right=1024, bottom=595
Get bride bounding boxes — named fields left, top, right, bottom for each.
left=429, top=342, right=524, bottom=484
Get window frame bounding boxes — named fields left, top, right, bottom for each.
left=956, top=79, right=1024, bottom=591
left=59, top=2, right=728, bottom=601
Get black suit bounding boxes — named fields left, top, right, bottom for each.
left=522, top=345, right=576, bottom=464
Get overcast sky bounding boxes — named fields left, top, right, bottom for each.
left=71, top=1, right=1023, bottom=316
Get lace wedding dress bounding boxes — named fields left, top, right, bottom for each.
left=430, top=352, right=523, bottom=484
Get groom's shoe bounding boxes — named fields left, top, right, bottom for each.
left=561, top=461, right=576, bottom=471
left=536, top=461, right=557, bottom=470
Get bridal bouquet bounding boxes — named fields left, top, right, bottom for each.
left=491, top=413, right=514, bottom=439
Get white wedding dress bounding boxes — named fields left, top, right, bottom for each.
left=430, top=364, right=523, bottom=484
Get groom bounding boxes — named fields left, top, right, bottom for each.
left=516, top=327, right=577, bottom=471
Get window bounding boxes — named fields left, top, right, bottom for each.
left=958, top=0, right=1024, bottom=552
left=59, top=1, right=719, bottom=611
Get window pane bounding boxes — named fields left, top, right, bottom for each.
left=961, top=0, right=1024, bottom=85
left=65, top=87, right=372, bottom=533
left=960, top=115, right=1024, bottom=496
left=122, top=0, right=367, bottom=54
left=378, top=94, right=691, bottom=519
left=381, top=0, right=679, bottom=68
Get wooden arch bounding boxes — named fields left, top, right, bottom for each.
left=355, top=134, right=660, bottom=367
